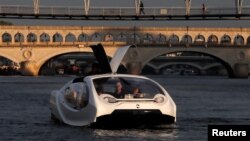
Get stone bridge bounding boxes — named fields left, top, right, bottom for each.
left=0, top=26, right=250, bottom=78
left=123, top=46, right=250, bottom=78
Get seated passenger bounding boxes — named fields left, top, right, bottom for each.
left=113, top=81, right=126, bottom=98
left=132, top=87, right=144, bottom=98
left=132, top=87, right=140, bottom=94
left=64, top=83, right=88, bottom=109
left=65, top=88, right=78, bottom=104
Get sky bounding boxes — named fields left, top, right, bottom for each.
left=1, top=0, right=250, bottom=27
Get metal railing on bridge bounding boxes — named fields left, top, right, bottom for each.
left=1, top=5, right=250, bottom=20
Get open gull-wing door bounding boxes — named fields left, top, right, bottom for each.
left=110, top=44, right=136, bottom=73
left=90, top=43, right=136, bottom=74
left=90, top=44, right=112, bottom=74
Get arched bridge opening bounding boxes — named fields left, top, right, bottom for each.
left=38, top=52, right=127, bottom=76
left=39, top=52, right=97, bottom=76
left=159, top=63, right=202, bottom=76
left=141, top=51, right=233, bottom=78
left=205, top=64, right=228, bottom=76
left=141, top=63, right=201, bottom=75
left=0, top=56, right=20, bottom=75
left=141, top=63, right=158, bottom=75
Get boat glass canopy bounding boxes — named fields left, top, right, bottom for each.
left=93, top=76, right=164, bottom=99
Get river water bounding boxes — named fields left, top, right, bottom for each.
left=1, top=75, right=250, bottom=141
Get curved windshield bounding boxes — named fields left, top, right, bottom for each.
left=64, top=82, right=88, bottom=109
left=93, top=76, right=164, bottom=99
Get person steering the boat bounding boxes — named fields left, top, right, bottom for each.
left=113, top=81, right=126, bottom=98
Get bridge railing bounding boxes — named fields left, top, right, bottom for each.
left=203, top=7, right=237, bottom=15
left=0, top=5, right=250, bottom=17
left=0, top=6, right=33, bottom=15
left=242, top=6, right=250, bottom=14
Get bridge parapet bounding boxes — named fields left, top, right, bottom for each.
left=1, top=26, right=250, bottom=46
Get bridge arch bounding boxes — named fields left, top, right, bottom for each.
left=65, top=33, right=77, bottom=42
left=53, top=33, right=63, bottom=42
left=194, top=34, right=206, bottom=44
left=143, top=33, right=154, bottom=44
left=78, top=33, right=88, bottom=42
left=117, top=33, right=127, bottom=42
left=38, top=52, right=96, bottom=75
left=207, top=34, right=219, bottom=45
left=104, top=33, right=114, bottom=41
left=139, top=50, right=234, bottom=77
left=181, top=34, right=192, bottom=44
left=156, top=34, right=167, bottom=44
left=14, top=33, right=24, bottom=42
left=35, top=47, right=118, bottom=75
left=2, top=32, right=12, bottom=43
left=159, top=62, right=202, bottom=75
left=0, top=54, right=19, bottom=64
left=27, top=32, right=37, bottom=42
left=247, top=36, right=250, bottom=45
left=168, top=34, right=179, bottom=44
left=40, top=33, right=50, bottom=42
left=221, top=34, right=231, bottom=45
left=234, top=35, right=244, bottom=45
left=130, top=34, right=141, bottom=44
left=203, top=63, right=222, bottom=70
left=91, top=33, right=102, bottom=42
left=141, top=63, right=158, bottom=74
left=37, top=51, right=93, bottom=75
left=204, top=63, right=226, bottom=75
left=145, top=62, right=158, bottom=70
left=159, top=62, right=203, bottom=71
